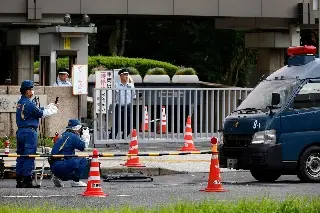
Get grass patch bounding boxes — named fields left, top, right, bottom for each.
left=1, top=196, right=319, bottom=213
left=0, top=136, right=54, bottom=149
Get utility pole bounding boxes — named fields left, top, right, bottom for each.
left=318, top=2, right=320, bottom=53
left=315, top=0, right=320, bottom=53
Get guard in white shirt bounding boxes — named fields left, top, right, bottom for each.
left=53, top=68, right=72, bottom=87
left=109, top=68, right=136, bottom=139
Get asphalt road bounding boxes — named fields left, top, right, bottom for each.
left=0, top=171, right=319, bottom=210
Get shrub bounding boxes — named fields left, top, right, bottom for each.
left=34, top=56, right=179, bottom=77
left=127, top=67, right=140, bottom=75
left=91, top=65, right=107, bottom=72
left=175, top=67, right=197, bottom=75
left=34, top=61, right=39, bottom=70
left=146, top=67, right=167, bottom=75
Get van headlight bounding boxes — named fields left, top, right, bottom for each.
left=218, top=132, right=224, bottom=145
left=217, top=130, right=223, bottom=145
left=251, top=130, right=276, bottom=144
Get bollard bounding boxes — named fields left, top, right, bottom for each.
left=3, top=136, right=10, bottom=154
left=53, top=132, right=60, bottom=144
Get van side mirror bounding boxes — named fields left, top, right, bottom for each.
left=271, top=93, right=280, bottom=106
left=237, top=98, right=242, bottom=106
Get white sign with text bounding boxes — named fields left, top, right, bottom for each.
left=72, top=64, right=88, bottom=95
left=95, top=71, right=113, bottom=114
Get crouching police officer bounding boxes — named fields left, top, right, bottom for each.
left=16, top=80, right=59, bottom=188
left=49, top=119, right=90, bottom=187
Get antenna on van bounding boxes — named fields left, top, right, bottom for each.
left=258, top=74, right=266, bottom=83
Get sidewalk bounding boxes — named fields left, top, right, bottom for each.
left=1, top=142, right=236, bottom=176
left=0, top=141, right=213, bottom=155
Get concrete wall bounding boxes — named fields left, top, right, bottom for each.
left=0, top=0, right=302, bottom=18
left=0, top=86, right=79, bottom=138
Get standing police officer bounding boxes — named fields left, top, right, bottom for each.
left=16, top=80, right=59, bottom=188
left=109, top=68, right=136, bottom=139
left=49, top=119, right=90, bottom=187
left=53, top=68, right=72, bottom=87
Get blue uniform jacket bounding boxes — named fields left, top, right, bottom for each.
left=50, top=131, right=87, bottom=180
left=16, top=96, right=43, bottom=129
left=51, top=131, right=86, bottom=155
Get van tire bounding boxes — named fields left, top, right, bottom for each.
left=297, top=146, right=320, bottom=183
left=250, top=169, right=281, bottom=182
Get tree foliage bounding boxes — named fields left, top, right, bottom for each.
left=91, top=19, right=256, bottom=86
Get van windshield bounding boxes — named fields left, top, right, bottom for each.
left=237, top=79, right=300, bottom=112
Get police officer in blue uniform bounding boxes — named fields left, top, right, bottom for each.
left=16, top=80, right=59, bottom=188
left=49, top=119, right=90, bottom=187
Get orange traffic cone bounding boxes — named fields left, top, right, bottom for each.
left=179, top=116, right=199, bottom=151
left=121, top=129, right=145, bottom=167
left=82, top=149, right=108, bottom=197
left=157, top=106, right=167, bottom=133
left=140, top=106, right=149, bottom=132
left=200, top=137, right=227, bottom=192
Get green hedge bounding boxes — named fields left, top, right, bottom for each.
left=34, top=56, right=179, bottom=77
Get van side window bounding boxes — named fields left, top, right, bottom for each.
left=293, top=83, right=320, bottom=109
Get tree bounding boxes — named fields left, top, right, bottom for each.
left=90, top=18, right=256, bottom=86
left=108, top=20, right=127, bottom=56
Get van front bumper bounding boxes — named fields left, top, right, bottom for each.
left=218, top=143, right=296, bottom=171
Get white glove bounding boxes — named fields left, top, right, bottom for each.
left=42, top=103, right=58, bottom=118
left=44, top=103, right=55, bottom=109
left=82, top=127, right=90, bottom=136
left=81, top=128, right=90, bottom=148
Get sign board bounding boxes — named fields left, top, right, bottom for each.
left=0, top=95, right=47, bottom=113
left=64, top=37, right=71, bottom=50
left=313, top=0, right=318, bottom=10
left=95, top=71, right=113, bottom=114
left=72, top=64, right=88, bottom=95
left=113, top=69, right=122, bottom=85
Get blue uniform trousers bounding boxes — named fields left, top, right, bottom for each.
left=16, top=128, right=37, bottom=177
left=50, top=158, right=89, bottom=181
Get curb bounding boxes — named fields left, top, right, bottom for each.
left=1, top=166, right=187, bottom=179
left=100, top=167, right=187, bottom=176
left=1, top=166, right=245, bottom=180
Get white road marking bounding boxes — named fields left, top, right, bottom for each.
left=3, top=195, right=75, bottom=198
left=114, top=194, right=131, bottom=197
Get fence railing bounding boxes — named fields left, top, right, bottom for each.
left=93, top=88, right=252, bottom=145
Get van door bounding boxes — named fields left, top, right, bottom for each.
left=280, top=81, right=320, bottom=161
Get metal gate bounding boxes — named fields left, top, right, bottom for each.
left=93, top=88, right=252, bottom=145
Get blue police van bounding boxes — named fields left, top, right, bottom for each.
left=218, top=45, right=320, bottom=183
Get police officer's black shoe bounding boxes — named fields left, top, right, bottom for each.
left=21, top=176, right=40, bottom=188
left=16, top=175, right=23, bottom=188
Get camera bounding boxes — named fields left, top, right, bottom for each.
left=80, top=126, right=89, bottom=136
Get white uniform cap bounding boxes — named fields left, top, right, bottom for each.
left=58, top=71, right=69, bottom=75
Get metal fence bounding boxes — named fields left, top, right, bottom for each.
left=93, top=88, right=252, bottom=145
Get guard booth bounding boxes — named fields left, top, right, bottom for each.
left=38, top=26, right=97, bottom=119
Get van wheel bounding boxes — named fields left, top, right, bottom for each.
left=250, top=169, right=281, bottom=182
left=297, top=146, right=320, bottom=183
